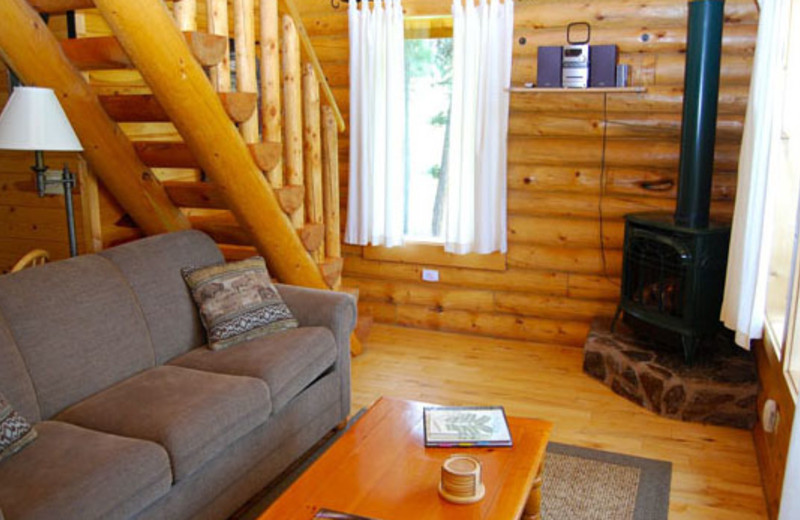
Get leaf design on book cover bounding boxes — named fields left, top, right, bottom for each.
left=443, top=412, right=494, bottom=438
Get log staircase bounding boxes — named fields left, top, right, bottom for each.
left=0, top=0, right=361, bottom=352
left=0, top=0, right=344, bottom=289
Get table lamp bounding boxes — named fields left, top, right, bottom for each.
left=0, top=86, right=84, bottom=257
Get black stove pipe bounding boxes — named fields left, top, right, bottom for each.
left=674, top=0, right=725, bottom=229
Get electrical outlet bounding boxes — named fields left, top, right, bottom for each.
left=762, top=399, right=780, bottom=433
left=422, top=269, right=439, bottom=282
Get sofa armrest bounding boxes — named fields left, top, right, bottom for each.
left=275, top=284, right=356, bottom=345
left=274, top=284, right=356, bottom=420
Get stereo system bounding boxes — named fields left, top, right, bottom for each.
left=535, top=22, right=621, bottom=89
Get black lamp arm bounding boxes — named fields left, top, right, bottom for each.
left=31, top=150, right=78, bottom=257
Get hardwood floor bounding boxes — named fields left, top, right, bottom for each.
left=351, top=324, right=769, bottom=520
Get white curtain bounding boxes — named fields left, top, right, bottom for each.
left=345, top=0, right=406, bottom=247
left=445, top=0, right=513, bottom=254
left=720, top=0, right=790, bottom=349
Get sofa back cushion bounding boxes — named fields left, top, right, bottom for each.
left=99, top=230, right=224, bottom=364
left=0, top=313, right=40, bottom=422
left=0, top=256, right=155, bottom=419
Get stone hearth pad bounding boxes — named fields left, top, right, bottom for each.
left=583, top=318, right=758, bottom=429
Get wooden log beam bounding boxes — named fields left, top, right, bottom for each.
left=303, top=63, right=324, bottom=262
left=0, top=0, right=189, bottom=236
left=260, top=0, right=283, bottom=188
left=513, top=23, right=757, bottom=57
left=322, top=105, right=341, bottom=259
left=93, top=0, right=326, bottom=287
left=61, top=32, right=227, bottom=70
left=206, top=0, right=231, bottom=91
left=282, top=15, right=305, bottom=228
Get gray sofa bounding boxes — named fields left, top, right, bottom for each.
left=0, top=230, right=355, bottom=520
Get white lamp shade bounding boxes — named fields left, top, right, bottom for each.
left=0, top=86, right=83, bottom=152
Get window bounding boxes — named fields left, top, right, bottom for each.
left=403, top=22, right=453, bottom=243
left=765, top=0, right=800, bottom=392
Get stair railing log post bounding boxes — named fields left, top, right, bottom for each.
left=303, top=62, right=325, bottom=263
left=173, top=0, right=197, bottom=31
left=206, top=0, right=231, bottom=92
left=261, top=0, right=284, bottom=188
left=233, top=0, right=259, bottom=143
left=322, top=105, right=341, bottom=261
left=282, top=14, right=306, bottom=229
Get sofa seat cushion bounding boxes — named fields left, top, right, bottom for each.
left=169, top=327, right=336, bottom=413
left=55, top=366, right=271, bottom=481
left=0, top=421, right=171, bottom=520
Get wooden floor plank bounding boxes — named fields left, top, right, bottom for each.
left=351, top=324, right=768, bottom=520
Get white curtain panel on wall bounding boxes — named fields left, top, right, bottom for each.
left=720, top=0, right=790, bottom=349
left=345, top=0, right=406, bottom=247
left=445, top=0, right=513, bottom=255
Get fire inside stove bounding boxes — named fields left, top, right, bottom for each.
left=626, top=233, right=689, bottom=317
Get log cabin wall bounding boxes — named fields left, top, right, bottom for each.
left=293, top=0, right=758, bottom=347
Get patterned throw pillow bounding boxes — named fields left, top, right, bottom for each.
left=182, top=257, right=298, bottom=351
left=0, top=392, right=37, bottom=462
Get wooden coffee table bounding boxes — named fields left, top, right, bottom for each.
left=258, top=397, right=552, bottom=520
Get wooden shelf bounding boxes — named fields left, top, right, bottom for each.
left=508, top=86, right=647, bottom=93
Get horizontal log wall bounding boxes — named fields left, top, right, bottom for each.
left=295, top=0, right=758, bottom=346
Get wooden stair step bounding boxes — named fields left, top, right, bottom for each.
left=61, top=32, right=226, bottom=70
left=99, top=92, right=257, bottom=123
left=134, top=141, right=196, bottom=168
left=133, top=141, right=280, bottom=171
left=248, top=142, right=282, bottom=173
left=299, top=223, right=324, bottom=253
left=163, top=180, right=227, bottom=209
left=190, top=213, right=327, bottom=255
left=30, top=0, right=94, bottom=14
left=218, top=244, right=258, bottom=263
left=188, top=211, right=250, bottom=246
left=274, top=185, right=304, bottom=215
left=164, top=181, right=306, bottom=214
left=319, top=257, right=343, bottom=289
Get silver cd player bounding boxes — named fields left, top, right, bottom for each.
left=562, top=44, right=589, bottom=88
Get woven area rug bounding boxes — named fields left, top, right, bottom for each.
left=234, top=414, right=671, bottom=520
left=543, top=442, right=671, bottom=520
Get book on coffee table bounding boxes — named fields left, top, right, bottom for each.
left=423, top=406, right=513, bottom=447
left=313, top=509, right=381, bottom=519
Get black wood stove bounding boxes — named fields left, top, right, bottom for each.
left=613, top=0, right=730, bottom=363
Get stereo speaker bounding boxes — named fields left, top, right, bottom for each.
left=536, top=46, right=562, bottom=88
left=589, top=45, right=618, bottom=87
